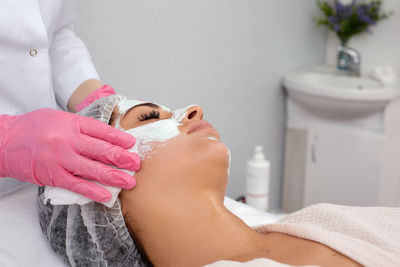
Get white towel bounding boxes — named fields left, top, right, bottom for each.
left=207, top=203, right=400, bottom=267
left=370, top=65, right=398, bottom=85
left=43, top=168, right=134, bottom=208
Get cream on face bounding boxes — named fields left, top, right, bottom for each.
left=122, top=120, right=181, bottom=158
left=116, top=100, right=194, bottom=159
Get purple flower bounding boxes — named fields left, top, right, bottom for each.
left=335, top=1, right=352, bottom=19
left=328, top=16, right=339, bottom=24
left=357, top=5, right=376, bottom=25
left=328, top=16, right=341, bottom=32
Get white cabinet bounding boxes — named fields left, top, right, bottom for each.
left=283, top=125, right=385, bottom=212
left=305, top=125, right=384, bottom=206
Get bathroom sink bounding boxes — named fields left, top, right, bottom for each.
left=283, top=66, right=400, bottom=118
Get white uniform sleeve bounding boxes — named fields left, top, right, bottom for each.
left=50, top=0, right=100, bottom=110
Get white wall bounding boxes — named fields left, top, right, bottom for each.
left=75, top=0, right=326, bottom=211
left=325, top=0, right=400, bottom=76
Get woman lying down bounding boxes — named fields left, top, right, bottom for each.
left=37, top=95, right=400, bottom=267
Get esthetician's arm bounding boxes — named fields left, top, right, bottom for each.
left=67, top=79, right=103, bottom=113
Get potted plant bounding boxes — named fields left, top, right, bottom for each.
left=315, top=0, right=392, bottom=71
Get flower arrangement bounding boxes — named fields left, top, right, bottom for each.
left=316, top=0, right=392, bottom=45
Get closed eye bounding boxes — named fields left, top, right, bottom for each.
left=138, top=110, right=160, bottom=121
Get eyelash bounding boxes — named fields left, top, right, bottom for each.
left=138, top=110, right=160, bottom=121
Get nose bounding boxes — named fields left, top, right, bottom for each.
left=182, top=105, right=203, bottom=123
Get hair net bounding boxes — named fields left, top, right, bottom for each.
left=37, top=95, right=152, bottom=267
left=78, top=94, right=127, bottom=123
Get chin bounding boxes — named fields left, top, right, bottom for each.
left=204, top=138, right=231, bottom=177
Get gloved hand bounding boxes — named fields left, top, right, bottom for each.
left=0, top=108, right=140, bottom=202
left=76, top=84, right=116, bottom=112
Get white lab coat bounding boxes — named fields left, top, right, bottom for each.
left=0, top=3, right=100, bottom=264
left=0, top=0, right=99, bottom=193
left=0, top=0, right=99, bottom=116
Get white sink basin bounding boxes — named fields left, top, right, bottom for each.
left=283, top=67, right=400, bottom=118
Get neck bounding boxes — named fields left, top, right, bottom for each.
left=128, top=193, right=268, bottom=267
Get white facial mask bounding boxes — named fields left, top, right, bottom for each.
left=116, top=100, right=195, bottom=159
left=124, top=120, right=181, bottom=158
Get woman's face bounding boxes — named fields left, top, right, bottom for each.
left=113, top=101, right=231, bottom=206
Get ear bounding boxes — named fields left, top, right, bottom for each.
left=108, top=107, right=120, bottom=126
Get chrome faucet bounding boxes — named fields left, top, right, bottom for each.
left=336, top=45, right=361, bottom=76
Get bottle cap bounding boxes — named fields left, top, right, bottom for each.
left=252, top=145, right=266, bottom=162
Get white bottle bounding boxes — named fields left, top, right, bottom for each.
left=245, top=145, right=270, bottom=212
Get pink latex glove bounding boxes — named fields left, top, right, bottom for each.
left=76, top=84, right=116, bottom=112
left=0, top=108, right=140, bottom=202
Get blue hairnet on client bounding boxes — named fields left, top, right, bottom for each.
left=37, top=95, right=152, bottom=267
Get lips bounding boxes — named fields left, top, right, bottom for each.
left=187, top=120, right=217, bottom=135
